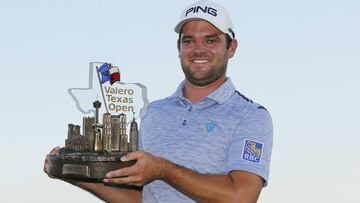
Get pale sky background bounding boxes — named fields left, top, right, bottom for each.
left=0, top=0, right=359, bottom=202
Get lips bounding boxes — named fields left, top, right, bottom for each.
left=192, top=59, right=209, bottom=64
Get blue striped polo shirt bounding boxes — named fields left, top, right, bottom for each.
left=139, top=78, right=273, bottom=203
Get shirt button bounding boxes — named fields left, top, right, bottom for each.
left=188, top=106, right=193, bottom=112
left=182, top=119, right=187, bottom=125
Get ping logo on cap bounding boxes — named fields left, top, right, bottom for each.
left=242, top=139, right=264, bottom=163
left=185, top=6, right=217, bottom=17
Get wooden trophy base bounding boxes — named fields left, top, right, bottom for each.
left=48, top=148, right=136, bottom=183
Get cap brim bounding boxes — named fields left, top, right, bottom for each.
left=174, top=18, right=204, bottom=33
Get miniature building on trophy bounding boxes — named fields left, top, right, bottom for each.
left=65, top=124, right=93, bottom=151
left=64, top=100, right=138, bottom=153
left=110, top=115, right=121, bottom=151
left=102, top=113, right=112, bottom=152
left=119, top=114, right=129, bottom=152
left=83, top=117, right=95, bottom=145
left=93, top=100, right=103, bottom=151
left=129, top=112, right=139, bottom=151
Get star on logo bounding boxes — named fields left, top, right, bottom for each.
left=68, top=62, right=149, bottom=121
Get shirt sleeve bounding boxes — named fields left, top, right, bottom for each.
left=227, top=107, right=273, bottom=186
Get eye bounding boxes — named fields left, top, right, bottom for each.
left=182, top=38, right=194, bottom=44
left=206, top=38, right=218, bottom=44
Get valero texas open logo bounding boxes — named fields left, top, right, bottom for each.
left=68, top=62, right=148, bottom=123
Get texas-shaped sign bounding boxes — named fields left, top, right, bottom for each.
left=68, top=62, right=148, bottom=123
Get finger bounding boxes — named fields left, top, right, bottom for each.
left=129, top=182, right=143, bottom=187
left=121, top=151, right=143, bottom=162
left=104, top=176, right=135, bottom=185
left=43, top=146, right=60, bottom=177
left=104, top=176, right=131, bottom=184
left=106, top=165, right=136, bottom=178
left=43, top=155, right=49, bottom=173
left=44, top=146, right=59, bottom=171
left=50, top=146, right=60, bottom=155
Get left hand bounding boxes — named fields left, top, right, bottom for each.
left=104, top=151, right=165, bottom=186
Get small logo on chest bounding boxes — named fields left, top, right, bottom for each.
left=205, top=122, right=217, bottom=134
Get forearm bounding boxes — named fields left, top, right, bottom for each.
left=69, top=181, right=141, bottom=203
left=159, top=159, right=235, bottom=202
left=102, top=151, right=262, bottom=202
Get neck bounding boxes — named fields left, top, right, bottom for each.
left=183, top=76, right=226, bottom=103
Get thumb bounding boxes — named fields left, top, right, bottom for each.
left=121, top=151, right=142, bottom=162
left=49, top=146, right=60, bottom=156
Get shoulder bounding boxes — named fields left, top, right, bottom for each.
left=226, top=90, right=272, bottom=123
left=147, top=96, right=175, bottom=111
left=141, top=96, right=179, bottom=121
left=228, top=91, right=273, bottom=147
left=233, top=91, right=268, bottom=111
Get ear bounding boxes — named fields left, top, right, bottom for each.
left=227, top=39, right=238, bottom=59
left=177, top=38, right=181, bottom=52
left=177, top=38, right=181, bottom=58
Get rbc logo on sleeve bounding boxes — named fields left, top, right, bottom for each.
left=242, top=139, right=264, bottom=163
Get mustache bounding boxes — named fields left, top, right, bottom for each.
left=191, top=53, right=210, bottom=58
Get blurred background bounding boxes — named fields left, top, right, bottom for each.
left=0, top=0, right=359, bottom=202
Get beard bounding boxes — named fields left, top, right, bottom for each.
left=181, top=54, right=228, bottom=87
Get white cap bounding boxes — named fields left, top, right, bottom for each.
left=175, top=0, right=235, bottom=39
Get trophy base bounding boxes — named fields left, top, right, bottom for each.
left=48, top=148, right=135, bottom=182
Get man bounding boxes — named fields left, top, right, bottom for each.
left=44, top=0, right=273, bottom=202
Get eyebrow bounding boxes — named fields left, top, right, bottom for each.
left=181, top=33, right=223, bottom=40
left=205, top=34, right=222, bottom=38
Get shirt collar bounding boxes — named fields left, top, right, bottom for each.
left=169, top=78, right=236, bottom=105
left=207, top=78, right=236, bottom=104
left=169, top=80, right=186, bottom=99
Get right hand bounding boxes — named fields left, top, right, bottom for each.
left=42, top=147, right=142, bottom=203
left=43, top=146, right=60, bottom=178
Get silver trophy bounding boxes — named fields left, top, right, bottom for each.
left=48, top=62, right=148, bottom=183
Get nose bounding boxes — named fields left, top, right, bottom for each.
left=192, top=40, right=207, bottom=54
